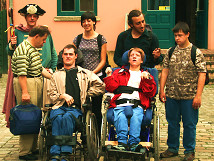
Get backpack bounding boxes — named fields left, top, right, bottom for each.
left=76, top=33, right=109, bottom=78
left=168, top=45, right=209, bottom=85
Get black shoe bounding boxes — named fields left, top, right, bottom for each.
left=19, top=154, right=38, bottom=160
left=130, top=144, right=145, bottom=152
left=32, top=149, right=39, bottom=155
left=113, top=142, right=129, bottom=151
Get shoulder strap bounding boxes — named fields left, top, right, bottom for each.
left=76, top=34, right=83, bottom=49
left=191, top=45, right=197, bottom=66
left=168, top=45, right=176, bottom=60
left=97, top=34, right=102, bottom=54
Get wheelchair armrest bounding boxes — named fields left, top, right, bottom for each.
left=150, top=97, right=156, bottom=107
left=41, top=104, right=54, bottom=111
left=82, top=97, right=92, bottom=111
left=104, top=95, right=111, bottom=104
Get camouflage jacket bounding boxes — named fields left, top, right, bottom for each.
left=163, top=43, right=207, bottom=100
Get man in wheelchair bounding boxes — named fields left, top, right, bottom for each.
left=47, top=44, right=105, bottom=161
left=103, top=48, right=156, bottom=152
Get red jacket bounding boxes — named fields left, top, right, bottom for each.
left=103, top=66, right=157, bottom=109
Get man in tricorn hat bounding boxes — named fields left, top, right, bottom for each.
left=7, top=4, right=58, bottom=71
left=3, top=4, right=58, bottom=160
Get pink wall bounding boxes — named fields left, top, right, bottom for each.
left=208, top=0, right=214, bottom=50
left=9, top=0, right=213, bottom=50
left=8, top=0, right=141, bottom=53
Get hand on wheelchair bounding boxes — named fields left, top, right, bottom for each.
left=60, top=94, right=74, bottom=106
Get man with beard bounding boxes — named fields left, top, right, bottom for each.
left=114, top=9, right=163, bottom=68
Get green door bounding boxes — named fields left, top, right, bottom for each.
left=142, top=0, right=175, bottom=49
left=195, top=0, right=208, bottom=48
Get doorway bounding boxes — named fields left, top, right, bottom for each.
left=175, top=0, right=197, bottom=44
left=175, top=0, right=208, bottom=48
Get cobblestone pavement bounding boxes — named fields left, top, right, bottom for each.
left=0, top=74, right=214, bottom=161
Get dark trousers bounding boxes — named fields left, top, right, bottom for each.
left=92, top=94, right=103, bottom=137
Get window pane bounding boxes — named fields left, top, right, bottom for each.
left=62, top=0, right=75, bottom=11
left=80, top=0, right=94, bottom=11
left=148, top=0, right=170, bottom=11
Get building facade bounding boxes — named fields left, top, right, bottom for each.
left=4, top=0, right=214, bottom=55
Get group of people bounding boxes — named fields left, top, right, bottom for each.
left=3, top=3, right=207, bottom=161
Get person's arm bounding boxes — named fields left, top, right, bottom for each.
left=159, top=68, right=169, bottom=103
left=41, top=68, right=52, bottom=79
left=114, top=33, right=125, bottom=67
left=140, top=72, right=157, bottom=98
left=49, top=35, right=58, bottom=72
left=87, top=71, right=105, bottom=97
left=103, top=68, right=121, bottom=93
left=6, top=35, right=17, bottom=56
left=18, top=75, right=31, bottom=103
left=93, top=43, right=107, bottom=74
left=151, top=33, right=163, bottom=65
left=192, top=72, right=206, bottom=109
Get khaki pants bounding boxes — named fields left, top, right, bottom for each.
left=43, top=77, right=52, bottom=108
left=13, top=77, right=43, bottom=156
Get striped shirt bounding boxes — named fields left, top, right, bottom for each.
left=12, top=39, right=43, bottom=76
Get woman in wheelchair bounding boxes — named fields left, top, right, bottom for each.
left=103, top=48, right=156, bottom=152
left=47, top=44, right=105, bottom=161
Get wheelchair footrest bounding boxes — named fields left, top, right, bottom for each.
left=105, top=141, right=152, bottom=147
left=47, top=135, right=77, bottom=146
left=106, top=147, right=146, bottom=160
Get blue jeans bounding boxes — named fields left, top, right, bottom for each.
left=165, top=97, right=198, bottom=154
left=49, top=106, right=82, bottom=156
left=113, top=106, right=144, bottom=145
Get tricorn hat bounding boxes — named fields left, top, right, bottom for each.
left=18, top=4, right=46, bottom=16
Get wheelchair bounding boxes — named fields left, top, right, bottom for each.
left=100, top=93, right=160, bottom=161
left=99, top=52, right=160, bottom=161
left=38, top=98, right=100, bottom=161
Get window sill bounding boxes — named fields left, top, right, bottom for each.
left=54, top=16, right=100, bottom=22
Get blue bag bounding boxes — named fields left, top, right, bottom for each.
left=9, top=104, right=42, bottom=135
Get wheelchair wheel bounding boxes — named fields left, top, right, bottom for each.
left=39, top=128, right=49, bottom=161
left=86, top=110, right=99, bottom=160
left=101, top=112, right=107, bottom=148
left=39, top=110, right=51, bottom=161
left=153, top=108, right=160, bottom=161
